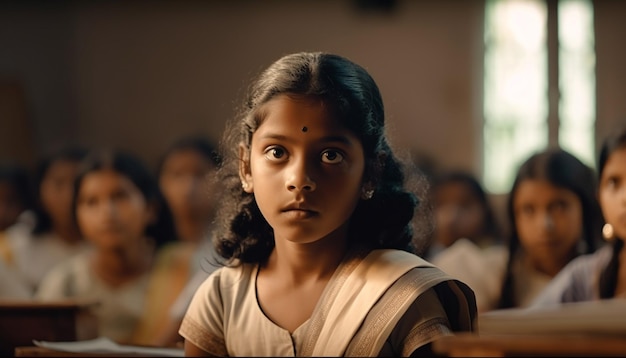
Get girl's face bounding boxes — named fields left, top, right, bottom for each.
left=433, top=181, right=487, bottom=248
left=76, top=169, right=154, bottom=249
left=513, top=179, right=583, bottom=270
left=159, top=149, right=217, bottom=220
left=40, top=159, right=81, bottom=229
left=241, top=95, right=365, bottom=246
left=599, top=146, right=626, bottom=240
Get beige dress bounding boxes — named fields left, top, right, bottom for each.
left=180, top=248, right=476, bottom=356
left=4, top=219, right=89, bottom=292
left=432, top=238, right=553, bottom=312
left=35, top=250, right=151, bottom=344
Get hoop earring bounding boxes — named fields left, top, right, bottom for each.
left=361, top=188, right=374, bottom=200
left=602, top=223, right=614, bottom=241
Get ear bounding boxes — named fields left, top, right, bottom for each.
left=239, top=143, right=254, bottom=193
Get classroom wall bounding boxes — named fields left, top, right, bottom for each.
left=0, top=0, right=483, bottom=172
left=1, top=0, right=625, bottom=177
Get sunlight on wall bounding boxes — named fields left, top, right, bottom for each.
left=483, top=0, right=595, bottom=194
left=558, top=0, right=596, bottom=168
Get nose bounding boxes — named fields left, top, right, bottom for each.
left=542, top=214, right=555, bottom=231
left=101, top=198, right=118, bottom=219
left=286, top=158, right=316, bottom=192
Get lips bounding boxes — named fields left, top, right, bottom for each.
left=281, top=202, right=318, bottom=219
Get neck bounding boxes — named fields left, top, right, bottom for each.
left=174, top=215, right=209, bottom=243
left=266, top=228, right=349, bottom=285
left=527, top=250, right=574, bottom=277
left=92, top=238, right=154, bottom=286
left=52, top=223, right=81, bottom=244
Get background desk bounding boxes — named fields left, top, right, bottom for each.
left=0, top=300, right=97, bottom=357
left=432, top=333, right=626, bottom=357
left=14, top=346, right=151, bottom=357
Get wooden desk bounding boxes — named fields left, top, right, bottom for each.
left=433, top=333, right=626, bottom=357
left=0, top=300, right=97, bottom=357
left=14, top=346, right=150, bottom=357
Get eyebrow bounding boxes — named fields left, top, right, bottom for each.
left=258, top=133, right=355, bottom=146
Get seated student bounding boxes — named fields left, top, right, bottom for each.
left=0, top=164, right=33, bottom=288
left=3, top=147, right=90, bottom=293
left=150, top=239, right=222, bottom=347
left=531, top=125, right=626, bottom=306
left=179, top=51, right=476, bottom=357
left=425, top=170, right=501, bottom=260
left=433, top=148, right=603, bottom=312
left=0, top=163, right=32, bottom=233
left=134, top=136, right=222, bottom=346
left=35, top=149, right=176, bottom=345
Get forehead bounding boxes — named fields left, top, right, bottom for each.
left=253, top=95, right=356, bottom=142
left=602, top=146, right=626, bottom=176
left=45, top=159, right=79, bottom=177
left=80, top=169, right=136, bottom=192
left=514, top=179, right=578, bottom=204
left=162, top=149, right=214, bottom=170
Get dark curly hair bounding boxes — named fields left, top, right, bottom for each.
left=213, top=52, right=420, bottom=265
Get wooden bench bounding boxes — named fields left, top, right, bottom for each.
left=0, top=300, right=97, bottom=356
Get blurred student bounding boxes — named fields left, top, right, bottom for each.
left=532, top=125, right=626, bottom=305
left=3, top=147, right=89, bottom=293
left=434, top=149, right=602, bottom=312
left=426, top=170, right=501, bottom=259
left=0, top=164, right=33, bottom=298
left=0, top=163, right=32, bottom=232
left=135, top=136, right=222, bottom=346
left=36, top=149, right=175, bottom=344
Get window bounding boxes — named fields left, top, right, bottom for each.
left=483, top=0, right=595, bottom=194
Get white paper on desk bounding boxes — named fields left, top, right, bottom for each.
left=33, top=337, right=184, bottom=357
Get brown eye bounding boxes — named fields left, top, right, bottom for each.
left=264, top=146, right=288, bottom=162
left=321, top=150, right=344, bottom=164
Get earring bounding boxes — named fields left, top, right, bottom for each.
left=603, top=223, right=614, bottom=241
left=241, top=182, right=248, bottom=190
left=361, top=188, right=374, bottom=200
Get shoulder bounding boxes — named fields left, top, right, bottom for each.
left=193, top=263, right=255, bottom=301
left=557, top=244, right=612, bottom=278
left=47, top=251, right=90, bottom=277
left=529, top=246, right=611, bottom=307
left=368, top=248, right=434, bottom=269
left=35, top=252, right=91, bottom=299
left=592, top=243, right=615, bottom=266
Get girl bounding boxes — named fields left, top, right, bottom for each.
left=137, top=136, right=223, bottom=346
left=433, top=148, right=602, bottom=312
left=3, top=146, right=89, bottom=292
left=179, top=52, right=476, bottom=357
left=35, top=149, right=175, bottom=344
left=531, top=125, right=626, bottom=305
left=426, top=170, right=501, bottom=259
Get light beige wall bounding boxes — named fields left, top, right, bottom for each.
left=2, top=0, right=625, bottom=176
left=1, top=0, right=482, bottom=171
left=595, top=0, right=626, bottom=150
